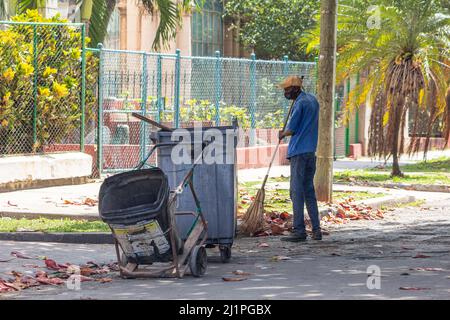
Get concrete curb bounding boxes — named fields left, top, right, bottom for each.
left=342, top=181, right=450, bottom=193
left=0, top=232, right=113, bottom=244
left=0, top=211, right=100, bottom=221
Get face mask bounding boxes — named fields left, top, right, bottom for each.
left=284, top=87, right=301, bottom=100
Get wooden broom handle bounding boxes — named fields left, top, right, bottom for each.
left=261, top=99, right=296, bottom=188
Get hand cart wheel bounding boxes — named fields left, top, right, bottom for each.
left=189, top=245, right=207, bottom=277
left=219, top=245, right=231, bottom=263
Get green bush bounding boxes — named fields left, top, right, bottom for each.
left=0, top=10, right=98, bottom=154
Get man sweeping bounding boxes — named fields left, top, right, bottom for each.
left=278, top=75, right=322, bottom=242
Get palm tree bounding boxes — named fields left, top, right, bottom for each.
left=303, top=0, right=449, bottom=176
left=3, top=0, right=201, bottom=49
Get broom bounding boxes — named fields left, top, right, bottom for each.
left=240, top=99, right=296, bottom=236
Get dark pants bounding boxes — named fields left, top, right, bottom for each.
left=289, top=152, right=321, bottom=234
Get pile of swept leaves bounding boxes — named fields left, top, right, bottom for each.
left=241, top=196, right=386, bottom=237
left=0, top=251, right=117, bottom=293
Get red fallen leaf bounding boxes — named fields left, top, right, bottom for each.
left=399, top=287, right=431, bottom=291
left=82, top=197, right=98, bottom=207
left=44, top=259, right=69, bottom=270
left=336, top=213, right=346, bottom=219
left=222, top=277, right=247, bottom=282
left=280, top=212, right=290, bottom=220
left=36, top=276, right=65, bottom=286
left=270, top=224, right=285, bottom=235
left=79, top=275, right=94, bottom=282
left=19, top=276, right=40, bottom=287
left=0, top=280, right=20, bottom=291
left=413, top=254, right=431, bottom=259
left=80, top=267, right=95, bottom=276
left=44, top=259, right=60, bottom=270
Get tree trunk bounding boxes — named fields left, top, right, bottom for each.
left=390, top=105, right=403, bottom=177
left=314, top=0, right=338, bottom=202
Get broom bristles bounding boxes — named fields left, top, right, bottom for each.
left=240, top=188, right=266, bottom=236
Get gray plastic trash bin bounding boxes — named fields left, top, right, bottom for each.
left=150, top=123, right=238, bottom=262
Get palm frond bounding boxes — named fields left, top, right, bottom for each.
left=88, top=0, right=116, bottom=47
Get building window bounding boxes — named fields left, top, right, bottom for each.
left=191, top=0, right=223, bottom=56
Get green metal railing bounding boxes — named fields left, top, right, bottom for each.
left=96, top=46, right=317, bottom=173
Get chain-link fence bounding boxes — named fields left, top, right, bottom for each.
left=0, top=21, right=93, bottom=156
left=97, top=48, right=317, bottom=173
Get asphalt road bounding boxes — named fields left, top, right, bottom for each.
left=1, top=190, right=449, bottom=300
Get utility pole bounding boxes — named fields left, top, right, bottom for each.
left=314, top=0, right=338, bottom=202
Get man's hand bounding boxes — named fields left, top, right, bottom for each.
left=279, top=130, right=293, bottom=140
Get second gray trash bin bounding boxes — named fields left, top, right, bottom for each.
left=151, top=123, right=238, bottom=262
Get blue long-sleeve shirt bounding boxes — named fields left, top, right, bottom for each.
left=286, top=91, right=320, bottom=158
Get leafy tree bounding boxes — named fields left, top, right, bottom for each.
left=303, top=0, right=450, bottom=176
left=4, top=0, right=203, bottom=49
left=224, top=0, right=319, bottom=61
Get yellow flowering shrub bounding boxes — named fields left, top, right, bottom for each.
left=0, top=10, right=98, bottom=154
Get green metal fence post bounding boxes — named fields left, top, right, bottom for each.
left=80, top=24, right=86, bottom=152
left=156, top=54, right=162, bottom=123
left=355, top=72, right=360, bottom=144
left=283, top=55, right=289, bottom=118
left=250, top=53, right=257, bottom=145
left=214, top=50, right=222, bottom=126
left=345, top=78, right=351, bottom=156
left=140, top=53, right=149, bottom=162
left=96, top=43, right=104, bottom=176
left=32, top=25, right=38, bottom=150
left=174, top=49, right=181, bottom=128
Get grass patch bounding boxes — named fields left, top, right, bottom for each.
left=0, top=217, right=109, bottom=233
left=372, top=156, right=450, bottom=173
left=381, top=199, right=426, bottom=210
left=334, top=170, right=450, bottom=185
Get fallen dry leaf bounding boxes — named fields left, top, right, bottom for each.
left=413, top=254, right=432, bottom=259
left=10, top=251, right=33, bottom=259
left=44, top=259, right=61, bottom=270
left=271, top=255, right=292, bottom=261
left=232, top=270, right=252, bottom=276
left=410, top=267, right=444, bottom=272
left=222, top=277, right=248, bottom=282
left=399, top=287, right=431, bottom=291
left=96, top=278, right=113, bottom=283
left=257, top=243, right=269, bottom=248
left=7, top=201, right=18, bottom=207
